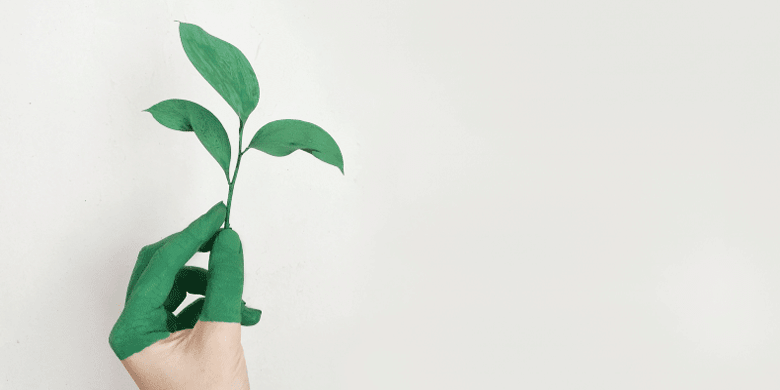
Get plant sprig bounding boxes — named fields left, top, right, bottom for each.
left=144, top=22, right=344, bottom=229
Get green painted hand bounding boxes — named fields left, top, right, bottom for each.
left=109, top=202, right=260, bottom=389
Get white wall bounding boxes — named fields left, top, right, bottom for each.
left=1, top=0, right=779, bottom=388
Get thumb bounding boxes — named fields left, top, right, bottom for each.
left=200, top=228, right=244, bottom=323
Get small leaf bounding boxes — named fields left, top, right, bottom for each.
left=145, top=99, right=232, bottom=178
left=178, top=22, right=259, bottom=122
left=248, top=119, right=344, bottom=174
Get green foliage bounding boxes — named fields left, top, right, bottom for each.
left=145, top=99, right=231, bottom=179
left=178, top=22, right=259, bottom=122
left=249, top=119, right=344, bottom=174
left=144, top=22, right=345, bottom=228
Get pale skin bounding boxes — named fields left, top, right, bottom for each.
left=121, top=322, right=249, bottom=390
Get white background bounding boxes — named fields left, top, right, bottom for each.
left=1, top=0, right=779, bottom=388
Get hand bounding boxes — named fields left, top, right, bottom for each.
left=109, top=202, right=261, bottom=390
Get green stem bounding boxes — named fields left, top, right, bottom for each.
left=225, top=119, right=246, bottom=229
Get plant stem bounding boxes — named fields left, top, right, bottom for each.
left=224, top=119, right=246, bottom=229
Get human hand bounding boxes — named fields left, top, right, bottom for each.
left=109, top=202, right=261, bottom=390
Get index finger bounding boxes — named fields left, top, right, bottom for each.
left=126, top=202, right=227, bottom=310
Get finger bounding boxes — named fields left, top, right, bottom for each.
left=127, top=202, right=226, bottom=311
left=174, top=299, right=262, bottom=331
left=200, top=228, right=244, bottom=323
left=126, top=206, right=224, bottom=304
left=197, top=228, right=224, bottom=253
left=175, top=297, right=206, bottom=330
left=240, top=301, right=262, bottom=326
left=164, top=267, right=262, bottom=324
left=166, top=310, right=178, bottom=332
left=163, top=266, right=208, bottom=313
left=125, top=235, right=176, bottom=304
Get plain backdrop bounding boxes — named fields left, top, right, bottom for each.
left=1, top=0, right=779, bottom=388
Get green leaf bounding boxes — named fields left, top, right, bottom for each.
left=144, top=99, right=232, bottom=178
left=178, top=22, right=259, bottom=122
left=248, top=119, right=344, bottom=174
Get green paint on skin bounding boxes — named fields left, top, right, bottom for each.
left=200, top=229, right=244, bottom=322
left=109, top=203, right=261, bottom=360
left=112, top=21, right=347, bottom=360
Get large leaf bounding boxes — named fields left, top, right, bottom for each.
left=178, top=22, right=259, bottom=122
left=248, top=119, right=344, bottom=174
left=144, top=99, right=232, bottom=178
